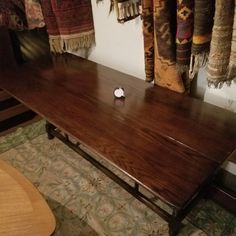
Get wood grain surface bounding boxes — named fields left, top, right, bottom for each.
left=0, top=160, right=55, bottom=236
left=0, top=54, right=235, bottom=208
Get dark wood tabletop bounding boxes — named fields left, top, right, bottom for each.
left=0, top=53, right=236, bottom=209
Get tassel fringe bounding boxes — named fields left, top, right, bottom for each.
left=207, top=65, right=236, bottom=89
left=177, top=64, right=190, bottom=75
left=207, top=78, right=236, bottom=89
left=112, top=0, right=140, bottom=23
left=49, top=31, right=95, bottom=54
left=227, top=64, right=236, bottom=81
left=189, top=52, right=208, bottom=79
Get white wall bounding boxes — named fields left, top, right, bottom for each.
left=76, top=1, right=236, bottom=111
left=204, top=80, right=236, bottom=113
left=76, top=1, right=145, bottom=80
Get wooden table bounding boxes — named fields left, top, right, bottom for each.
left=0, top=54, right=236, bottom=235
left=0, top=160, right=55, bottom=236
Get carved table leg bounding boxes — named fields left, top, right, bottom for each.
left=45, top=121, right=55, bottom=140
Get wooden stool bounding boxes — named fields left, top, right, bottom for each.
left=0, top=160, right=56, bottom=236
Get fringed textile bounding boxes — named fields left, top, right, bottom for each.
left=110, top=0, right=140, bottom=23
left=115, top=0, right=236, bottom=91
left=228, top=0, right=236, bottom=82
left=141, top=0, right=185, bottom=93
left=141, top=0, right=154, bottom=82
left=25, top=0, right=45, bottom=29
left=40, top=0, right=95, bottom=54
left=0, top=0, right=27, bottom=30
left=207, top=0, right=235, bottom=87
left=189, top=0, right=215, bottom=79
left=176, top=0, right=194, bottom=73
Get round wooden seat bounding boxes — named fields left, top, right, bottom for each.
left=0, top=160, right=56, bottom=236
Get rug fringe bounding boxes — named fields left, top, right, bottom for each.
left=113, top=0, right=140, bottom=23
left=189, top=52, right=208, bottom=79
left=207, top=63, right=236, bottom=88
left=227, top=64, right=236, bottom=81
left=177, top=64, right=190, bottom=75
left=207, top=76, right=236, bottom=89
left=49, top=31, right=95, bottom=54
left=207, top=79, right=232, bottom=89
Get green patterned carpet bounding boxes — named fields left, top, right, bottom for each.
left=0, top=120, right=235, bottom=236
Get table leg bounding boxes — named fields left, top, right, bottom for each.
left=45, top=121, right=55, bottom=140
left=46, top=126, right=206, bottom=236
left=169, top=220, right=181, bottom=236
left=168, top=209, right=181, bottom=236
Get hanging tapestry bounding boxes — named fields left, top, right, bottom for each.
left=176, top=0, right=194, bottom=73
left=40, top=0, right=95, bottom=53
left=142, top=0, right=185, bottom=93
left=189, top=0, right=215, bottom=78
left=24, top=0, right=45, bottom=29
left=207, top=0, right=235, bottom=87
left=110, top=0, right=140, bottom=23
left=0, top=0, right=27, bottom=30
left=228, top=0, right=236, bottom=82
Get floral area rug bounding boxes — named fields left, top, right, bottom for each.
left=0, top=120, right=235, bottom=236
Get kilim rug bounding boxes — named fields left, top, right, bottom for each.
left=228, top=0, right=236, bottom=82
left=0, top=0, right=27, bottom=30
left=0, top=120, right=235, bottom=236
left=40, top=0, right=95, bottom=53
left=189, top=0, right=215, bottom=79
left=176, top=0, right=194, bottom=73
left=207, top=0, right=235, bottom=87
left=141, top=0, right=185, bottom=93
left=25, top=0, right=45, bottom=29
